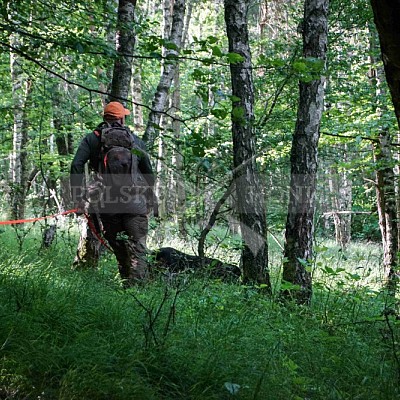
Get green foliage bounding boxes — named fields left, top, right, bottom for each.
left=0, top=0, right=385, bottom=241
left=292, top=57, right=325, bottom=82
left=0, top=227, right=399, bottom=399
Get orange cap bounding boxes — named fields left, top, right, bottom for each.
left=103, top=102, right=131, bottom=119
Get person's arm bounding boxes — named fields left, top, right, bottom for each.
left=70, top=132, right=99, bottom=203
left=135, top=136, right=158, bottom=215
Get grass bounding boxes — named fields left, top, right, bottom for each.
left=0, top=220, right=399, bottom=399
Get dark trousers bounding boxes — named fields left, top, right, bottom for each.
left=100, top=213, right=149, bottom=284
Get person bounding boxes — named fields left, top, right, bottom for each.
left=70, top=101, right=157, bottom=286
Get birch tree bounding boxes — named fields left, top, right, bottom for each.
left=9, top=33, right=32, bottom=220
left=224, top=0, right=270, bottom=288
left=109, top=0, right=137, bottom=103
left=282, top=0, right=329, bottom=304
left=142, top=0, right=186, bottom=149
left=74, top=0, right=137, bottom=268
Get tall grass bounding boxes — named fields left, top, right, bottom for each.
left=0, top=222, right=399, bottom=399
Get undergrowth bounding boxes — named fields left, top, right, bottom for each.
left=0, top=222, right=399, bottom=399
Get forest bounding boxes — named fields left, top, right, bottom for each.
left=1, top=0, right=400, bottom=399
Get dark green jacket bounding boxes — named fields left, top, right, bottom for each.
left=70, top=123, right=155, bottom=214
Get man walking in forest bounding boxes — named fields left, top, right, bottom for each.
left=70, top=101, right=157, bottom=287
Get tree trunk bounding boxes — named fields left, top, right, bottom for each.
left=374, top=133, right=398, bottom=290
left=170, top=0, right=193, bottom=236
left=142, top=0, right=185, bottom=149
left=109, top=0, right=137, bottom=103
left=395, top=134, right=400, bottom=250
left=9, top=33, right=32, bottom=220
left=75, top=0, right=137, bottom=268
left=131, top=61, right=144, bottom=132
left=224, top=0, right=270, bottom=288
left=328, top=148, right=352, bottom=249
left=368, top=22, right=399, bottom=291
left=53, top=84, right=74, bottom=209
left=370, top=0, right=400, bottom=128
left=282, top=0, right=329, bottom=304
left=154, top=0, right=173, bottom=224
left=171, top=67, right=187, bottom=236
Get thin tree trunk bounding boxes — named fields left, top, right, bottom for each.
left=131, top=61, right=144, bottom=132
left=170, top=68, right=187, bottom=235
left=142, top=0, right=185, bottom=149
left=374, top=133, right=398, bottom=290
left=282, top=0, right=329, bottom=304
left=9, top=33, right=32, bottom=220
left=328, top=148, right=352, bottom=249
left=394, top=134, right=400, bottom=250
left=224, top=0, right=270, bottom=288
left=171, top=0, right=193, bottom=235
left=368, top=22, right=399, bottom=291
left=198, top=183, right=234, bottom=259
left=259, top=0, right=268, bottom=39
left=53, top=84, right=74, bottom=209
left=153, top=0, right=174, bottom=226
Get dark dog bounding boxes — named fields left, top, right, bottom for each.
left=150, top=247, right=241, bottom=282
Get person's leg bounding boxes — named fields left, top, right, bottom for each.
left=122, top=214, right=149, bottom=281
left=101, top=214, right=132, bottom=283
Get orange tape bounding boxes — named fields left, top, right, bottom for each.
left=84, top=213, right=113, bottom=252
left=0, top=209, right=78, bottom=225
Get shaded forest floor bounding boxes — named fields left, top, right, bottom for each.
left=0, top=220, right=399, bottom=399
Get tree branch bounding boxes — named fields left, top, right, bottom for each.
left=321, top=130, right=400, bottom=147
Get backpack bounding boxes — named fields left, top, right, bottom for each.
left=97, top=122, right=140, bottom=193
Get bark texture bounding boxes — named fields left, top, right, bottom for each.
left=282, top=0, right=329, bottom=304
left=142, top=0, right=185, bottom=148
left=368, top=23, right=399, bottom=291
left=370, top=0, right=400, bottom=128
left=131, top=61, right=144, bottom=131
left=328, top=153, right=352, bottom=249
left=53, top=85, right=74, bottom=209
left=374, top=133, right=398, bottom=290
left=109, top=0, right=137, bottom=102
left=224, top=0, right=270, bottom=288
left=9, top=34, right=32, bottom=220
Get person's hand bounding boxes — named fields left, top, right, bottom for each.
left=75, top=199, right=87, bottom=216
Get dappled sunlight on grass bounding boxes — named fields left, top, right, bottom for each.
left=313, top=239, right=384, bottom=291
left=0, top=225, right=399, bottom=399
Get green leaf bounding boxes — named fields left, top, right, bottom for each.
left=228, top=95, right=241, bottom=103
left=211, top=108, right=228, bottom=120
left=293, top=60, right=307, bottom=72
left=163, top=41, right=179, bottom=51
left=347, top=273, right=361, bottom=281
left=324, top=266, right=335, bottom=274
left=211, top=45, right=223, bottom=57
left=207, top=35, right=219, bottom=44
left=232, top=106, right=245, bottom=121
left=226, top=52, right=244, bottom=64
